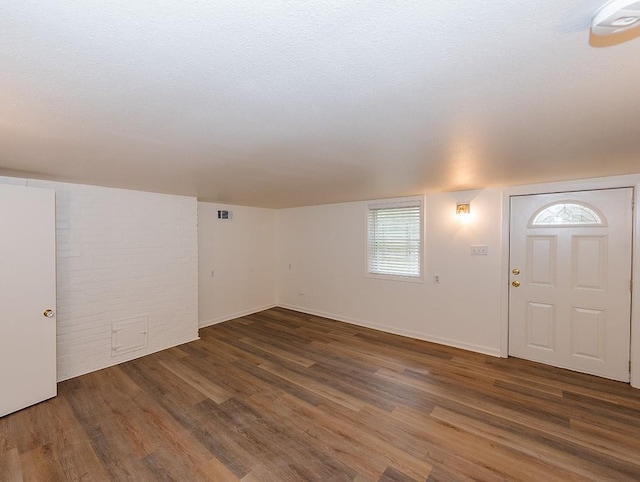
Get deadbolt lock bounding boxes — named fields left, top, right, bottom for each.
left=512, top=268, right=520, bottom=275
left=512, top=281, right=521, bottom=287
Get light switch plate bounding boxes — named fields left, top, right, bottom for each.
left=470, top=245, right=488, bottom=256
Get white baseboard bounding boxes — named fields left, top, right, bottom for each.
left=277, top=303, right=501, bottom=358
left=57, top=335, right=201, bottom=382
left=58, top=303, right=500, bottom=382
left=199, top=303, right=278, bottom=328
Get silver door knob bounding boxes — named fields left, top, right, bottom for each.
left=43, top=309, right=55, bottom=318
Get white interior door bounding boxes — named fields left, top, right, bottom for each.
left=509, top=188, right=633, bottom=381
left=0, top=184, right=57, bottom=417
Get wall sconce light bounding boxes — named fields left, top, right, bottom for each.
left=456, top=203, right=471, bottom=215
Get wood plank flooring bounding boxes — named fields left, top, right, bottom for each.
left=2, top=307, right=640, bottom=481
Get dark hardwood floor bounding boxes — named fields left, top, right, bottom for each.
left=2, top=307, right=640, bottom=481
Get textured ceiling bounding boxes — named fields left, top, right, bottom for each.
left=1, top=1, right=640, bottom=208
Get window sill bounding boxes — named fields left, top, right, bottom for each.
left=365, top=272, right=425, bottom=284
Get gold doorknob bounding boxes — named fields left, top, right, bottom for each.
left=512, top=268, right=520, bottom=275
left=512, top=281, right=521, bottom=287
left=43, top=309, right=55, bottom=318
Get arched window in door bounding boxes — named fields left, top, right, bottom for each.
left=529, top=202, right=606, bottom=227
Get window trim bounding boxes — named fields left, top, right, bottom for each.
left=365, top=195, right=425, bottom=283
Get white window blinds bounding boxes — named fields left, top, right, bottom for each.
left=368, top=201, right=422, bottom=279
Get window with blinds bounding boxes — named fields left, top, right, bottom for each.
left=367, top=198, right=423, bottom=280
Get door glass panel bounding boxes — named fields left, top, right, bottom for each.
left=530, top=202, right=604, bottom=227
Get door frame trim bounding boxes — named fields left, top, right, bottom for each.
left=499, top=174, right=640, bottom=387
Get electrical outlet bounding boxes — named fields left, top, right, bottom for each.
left=434, top=274, right=440, bottom=284
left=470, top=245, right=488, bottom=256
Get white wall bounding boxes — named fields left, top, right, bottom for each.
left=198, top=202, right=277, bottom=327
left=277, top=188, right=504, bottom=356
left=0, top=176, right=199, bottom=381
left=277, top=174, right=640, bottom=387
left=3, top=172, right=638, bottom=387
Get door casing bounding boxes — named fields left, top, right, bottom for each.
left=508, top=188, right=633, bottom=381
left=499, top=176, right=639, bottom=387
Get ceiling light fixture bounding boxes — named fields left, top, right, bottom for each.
left=592, top=0, right=640, bottom=36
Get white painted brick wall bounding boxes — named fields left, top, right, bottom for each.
left=0, top=177, right=199, bottom=381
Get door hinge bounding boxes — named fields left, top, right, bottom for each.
left=631, top=279, right=633, bottom=292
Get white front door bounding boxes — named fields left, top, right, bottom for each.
left=0, top=184, right=57, bottom=417
left=509, top=188, right=633, bottom=381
